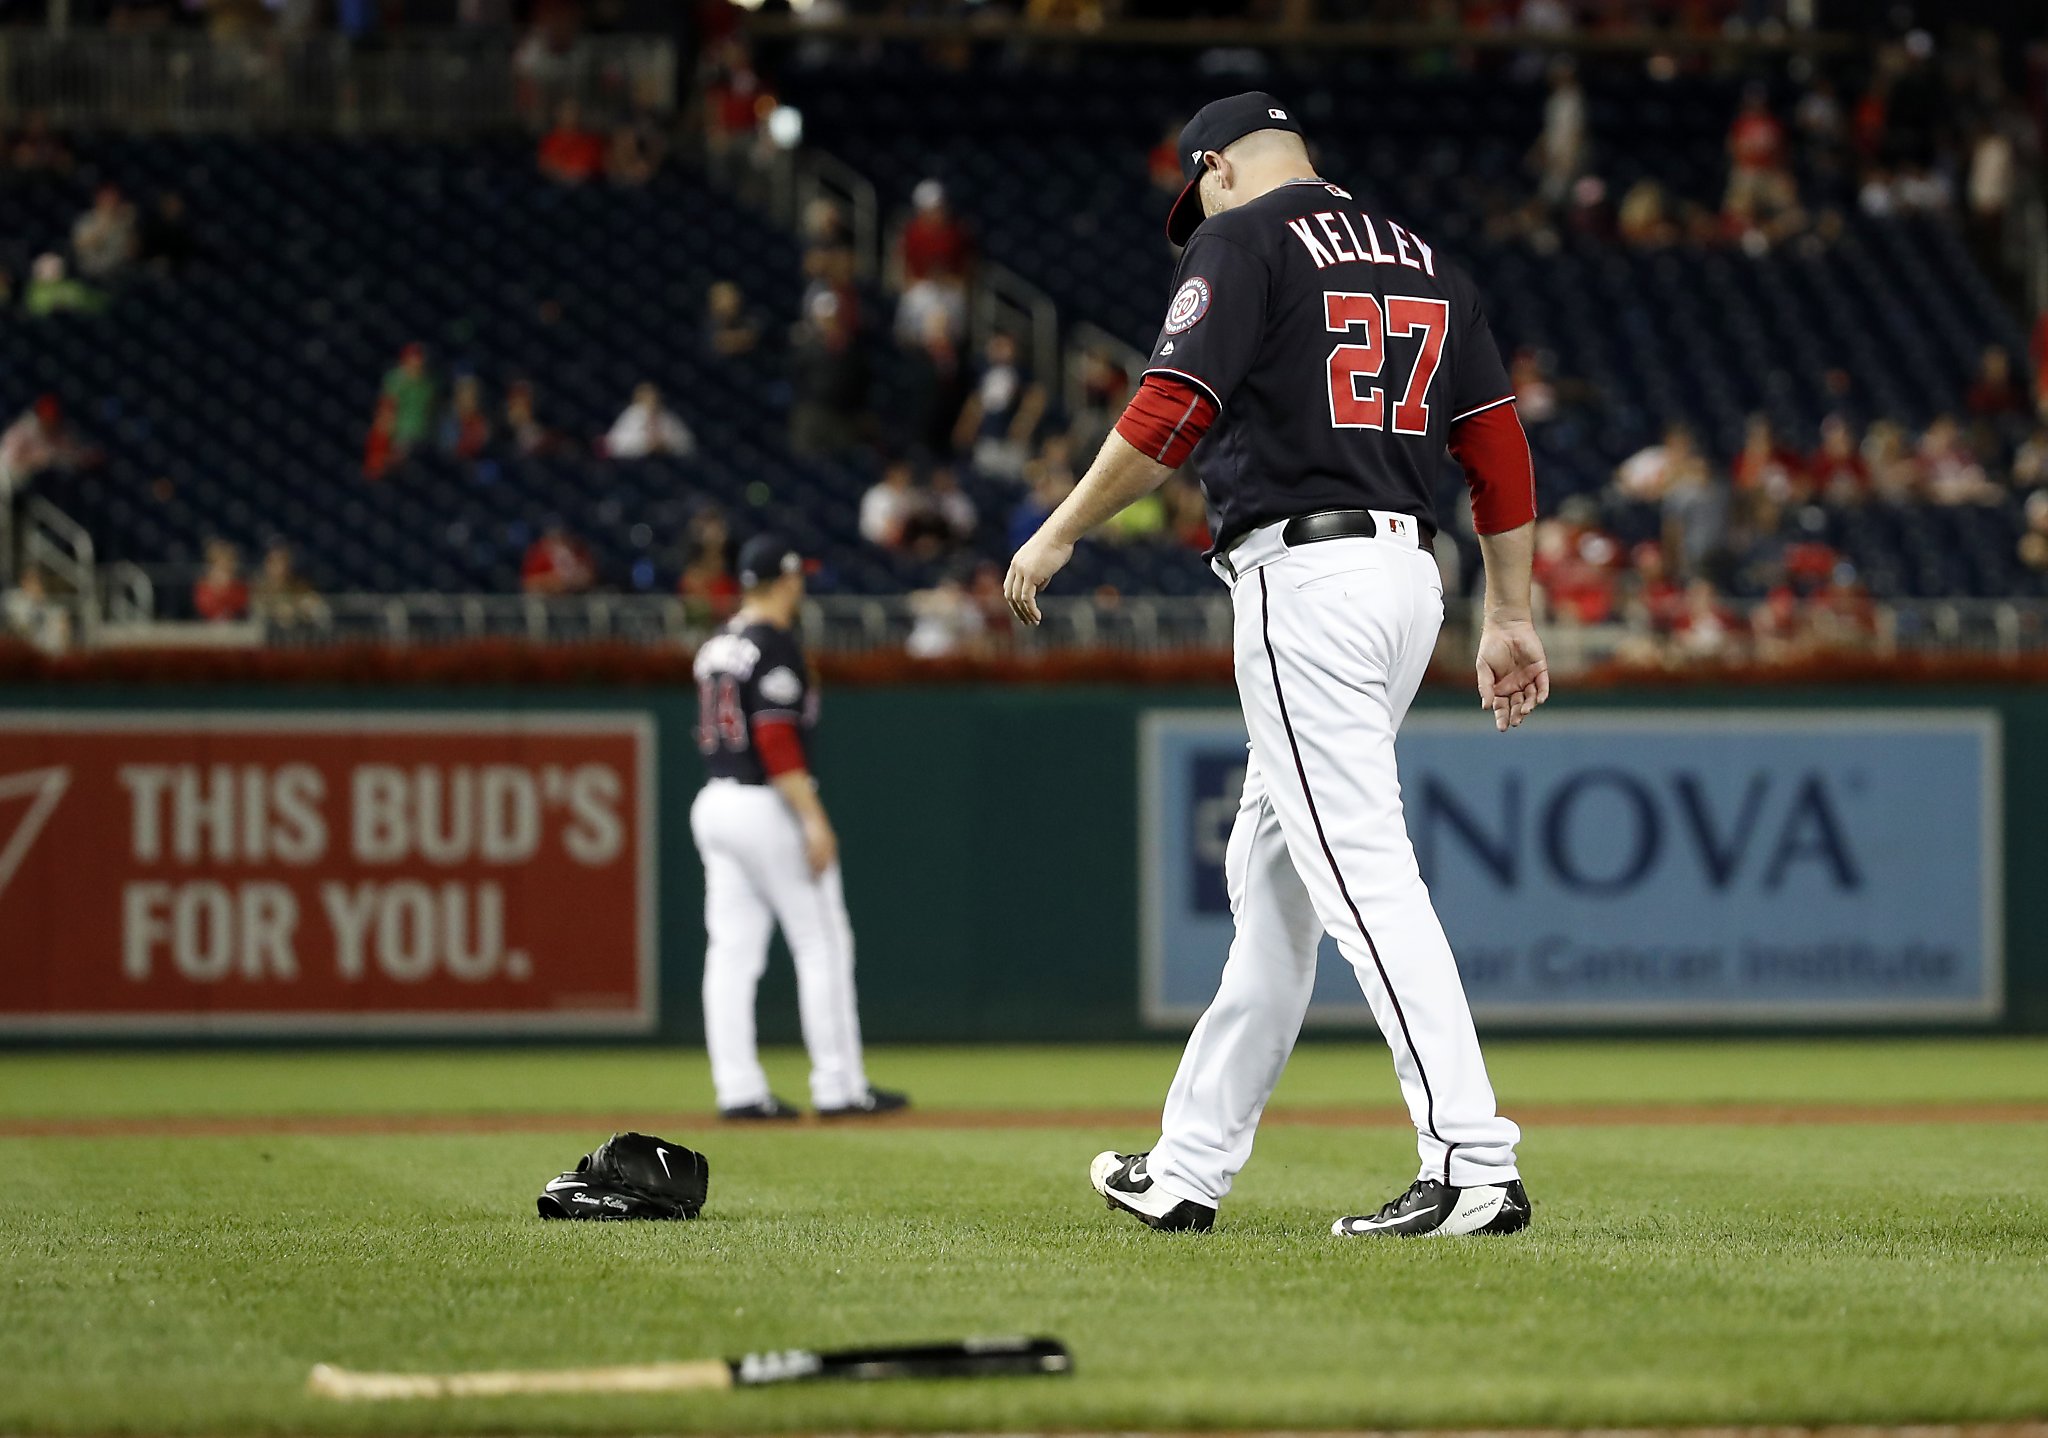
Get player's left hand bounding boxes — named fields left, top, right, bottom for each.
left=1476, top=617, right=1550, bottom=733
left=1003, top=533, right=1074, bottom=626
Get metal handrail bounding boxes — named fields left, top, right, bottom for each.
left=0, top=32, right=676, bottom=136
left=90, top=588, right=2048, bottom=666
left=801, top=151, right=882, bottom=281
left=976, top=261, right=1062, bottom=398
left=1064, top=319, right=1148, bottom=421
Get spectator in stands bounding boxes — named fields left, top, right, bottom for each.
left=1966, top=346, right=2024, bottom=420
left=1806, top=563, right=1878, bottom=652
left=605, top=383, right=694, bottom=460
left=1164, top=476, right=1211, bottom=552
left=605, top=111, right=666, bottom=188
left=522, top=522, right=596, bottom=595
left=537, top=99, right=606, bottom=185
left=1724, top=84, right=1787, bottom=215
left=366, top=344, right=434, bottom=478
left=927, top=468, right=976, bottom=548
left=1066, top=347, right=1131, bottom=460
left=2013, top=424, right=2048, bottom=492
left=859, top=461, right=923, bottom=551
left=1509, top=347, right=1558, bottom=425
left=1613, top=423, right=1701, bottom=502
left=0, top=395, right=90, bottom=503
left=801, top=200, right=862, bottom=337
left=2, top=565, right=69, bottom=653
left=250, top=541, right=325, bottom=629
left=138, top=191, right=197, bottom=276
left=24, top=253, right=104, bottom=317
left=901, top=309, right=972, bottom=461
left=894, top=179, right=972, bottom=347
left=1104, top=488, right=1168, bottom=545
left=906, top=571, right=988, bottom=660
left=1149, top=121, right=1185, bottom=193
left=1672, top=578, right=1739, bottom=662
left=701, top=39, right=772, bottom=167
left=789, top=291, right=869, bottom=458
left=2020, top=491, right=2048, bottom=575
left=502, top=379, right=565, bottom=458
left=1008, top=446, right=1074, bottom=554
left=1732, top=414, right=1808, bottom=505
left=1532, top=511, right=1619, bottom=626
left=678, top=510, right=740, bottom=624
left=1794, top=76, right=1850, bottom=190
left=1624, top=541, right=1686, bottom=634
left=192, top=539, right=250, bottom=623
left=704, top=280, right=763, bottom=359
left=1862, top=420, right=1922, bottom=500
left=7, top=111, right=72, bottom=174
left=954, top=330, right=1045, bottom=483
left=72, top=185, right=137, bottom=282
left=441, top=375, right=492, bottom=461
left=1809, top=415, right=1869, bottom=502
left=1919, top=415, right=1998, bottom=505
left=1528, top=61, right=1587, bottom=210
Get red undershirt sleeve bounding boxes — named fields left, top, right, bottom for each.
left=1113, top=374, right=1218, bottom=469
left=752, top=717, right=807, bottom=778
left=1448, top=399, right=1538, bottom=534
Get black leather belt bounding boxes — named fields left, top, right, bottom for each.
left=1217, top=509, right=1436, bottom=581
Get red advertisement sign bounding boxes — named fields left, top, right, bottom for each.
left=0, top=712, right=655, bottom=1035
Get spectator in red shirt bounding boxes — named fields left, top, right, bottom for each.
left=537, top=99, right=605, bottom=185
left=2031, top=312, right=2048, bottom=418
left=1626, top=541, right=1685, bottom=633
left=899, top=179, right=971, bottom=282
left=192, top=539, right=249, bottom=622
left=1725, top=85, right=1788, bottom=215
left=1731, top=414, right=1808, bottom=503
left=1148, top=121, right=1184, bottom=193
left=1809, top=414, right=1869, bottom=501
left=895, top=179, right=972, bottom=346
left=1966, top=345, right=2023, bottom=419
left=521, top=523, right=595, bottom=595
left=701, top=40, right=770, bottom=161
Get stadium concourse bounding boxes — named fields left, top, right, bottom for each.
left=0, top=5, right=2042, bottom=669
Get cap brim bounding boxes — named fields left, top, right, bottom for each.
left=1165, top=172, right=1205, bottom=246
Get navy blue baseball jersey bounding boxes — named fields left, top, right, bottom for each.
left=1147, top=178, right=1515, bottom=551
left=693, top=619, right=818, bottom=784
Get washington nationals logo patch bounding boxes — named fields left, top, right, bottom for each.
left=1162, top=276, right=1212, bottom=335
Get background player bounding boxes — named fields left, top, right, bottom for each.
left=690, top=534, right=909, bottom=1122
left=1005, top=93, right=1547, bottom=1237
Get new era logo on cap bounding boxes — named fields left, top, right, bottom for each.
left=1269, top=108, right=1287, bottom=118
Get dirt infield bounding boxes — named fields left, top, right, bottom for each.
left=4, top=1099, right=2045, bottom=1140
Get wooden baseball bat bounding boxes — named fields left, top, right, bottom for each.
left=307, top=1336, right=1071, bottom=1400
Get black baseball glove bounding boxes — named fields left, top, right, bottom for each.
left=536, top=1132, right=709, bottom=1221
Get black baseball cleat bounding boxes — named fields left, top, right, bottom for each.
left=817, top=1087, right=911, bottom=1119
left=1089, top=1151, right=1216, bottom=1232
left=718, top=1095, right=803, bottom=1121
left=1331, top=1177, right=1532, bottom=1238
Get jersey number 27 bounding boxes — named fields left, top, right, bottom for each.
left=1322, top=292, right=1449, bottom=436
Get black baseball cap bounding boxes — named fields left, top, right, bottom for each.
left=1165, top=92, right=1306, bottom=246
left=737, top=533, right=805, bottom=588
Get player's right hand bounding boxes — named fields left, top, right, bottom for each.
left=1003, top=533, right=1075, bottom=627
left=1475, top=617, right=1551, bottom=733
left=802, top=814, right=839, bottom=877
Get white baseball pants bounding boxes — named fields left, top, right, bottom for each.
left=1149, top=516, right=1521, bottom=1206
left=690, top=780, right=870, bottom=1110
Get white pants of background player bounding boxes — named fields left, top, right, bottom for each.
left=690, top=780, right=871, bottom=1111
left=1149, top=516, right=1521, bottom=1207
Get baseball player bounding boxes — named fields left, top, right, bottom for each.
left=1005, top=94, right=1547, bottom=1237
left=690, top=534, right=909, bottom=1121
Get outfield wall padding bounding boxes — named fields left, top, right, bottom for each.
left=0, top=682, right=2040, bottom=1041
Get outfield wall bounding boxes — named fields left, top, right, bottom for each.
left=0, top=682, right=2041, bottom=1041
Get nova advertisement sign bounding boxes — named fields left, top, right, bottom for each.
left=1141, top=710, right=2001, bottom=1026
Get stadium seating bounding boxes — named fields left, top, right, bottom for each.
left=0, top=45, right=2036, bottom=605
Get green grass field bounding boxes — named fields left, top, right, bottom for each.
left=4, top=1040, right=2047, bottom=1433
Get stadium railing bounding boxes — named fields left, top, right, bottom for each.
left=0, top=31, right=674, bottom=135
